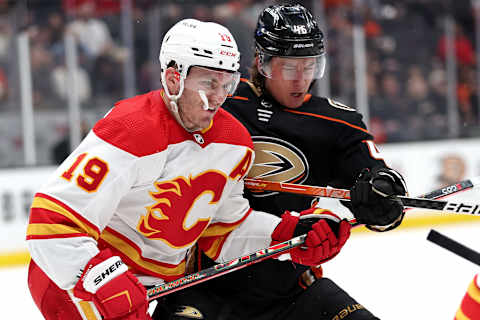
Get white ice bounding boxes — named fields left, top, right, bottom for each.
left=2, top=223, right=479, bottom=319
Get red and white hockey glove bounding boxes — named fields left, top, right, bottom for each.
left=271, top=208, right=351, bottom=266
left=73, top=249, right=151, bottom=320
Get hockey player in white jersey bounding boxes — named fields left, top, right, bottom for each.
left=26, top=18, right=351, bottom=320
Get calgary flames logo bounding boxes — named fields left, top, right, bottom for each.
left=137, top=171, right=227, bottom=247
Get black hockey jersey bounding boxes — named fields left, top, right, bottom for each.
left=223, top=79, right=386, bottom=216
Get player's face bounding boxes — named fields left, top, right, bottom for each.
left=178, top=66, right=239, bottom=131
left=264, top=57, right=316, bottom=108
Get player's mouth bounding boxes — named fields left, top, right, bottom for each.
left=290, top=92, right=305, bottom=98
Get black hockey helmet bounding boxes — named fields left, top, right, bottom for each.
left=255, top=3, right=325, bottom=57
left=254, top=4, right=326, bottom=80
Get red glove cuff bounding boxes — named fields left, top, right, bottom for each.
left=271, top=211, right=299, bottom=245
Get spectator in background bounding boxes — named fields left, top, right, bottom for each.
left=66, top=0, right=126, bottom=62
left=50, top=56, right=92, bottom=106
left=29, top=42, right=57, bottom=109
left=365, top=57, right=388, bottom=144
left=326, top=6, right=355, bottom=103
left=405, top=65, right=440, bottom=140
left=50, top=119, right=90, bottom=164
left=428, top=68, right=448, bottom=109
left=66, top=0, right=127, bottom=97
left=437, top=22, right=475, bottom=67
left=376, top=71, right=418, bottom=142
left=44, top=11, right=67, bottom=60
left=0, top=14, right=11, bottom=64
left=457, top=65, right=479, bottom=130
left=0, top=68, right=7, bottom=103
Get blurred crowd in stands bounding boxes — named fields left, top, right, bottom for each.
left=0, top=0, right=478, bottom=167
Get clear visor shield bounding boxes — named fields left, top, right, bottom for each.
left=183, top=66, right=240, bottom=101
left=258, top=55, right=326, bottom=81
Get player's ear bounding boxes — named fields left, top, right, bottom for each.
left=165, top=67, right=180, bottom=95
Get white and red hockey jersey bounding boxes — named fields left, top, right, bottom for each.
left=26, top=90, right=280, bottom=289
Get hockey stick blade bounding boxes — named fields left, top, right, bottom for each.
left=244, top=178, right=480, bottom=216
left=146, top=234, right=306, bottom=300
left=427, top=229, right=480, bottom=266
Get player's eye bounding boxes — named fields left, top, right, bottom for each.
left=199, top=80, right=214, bottom=89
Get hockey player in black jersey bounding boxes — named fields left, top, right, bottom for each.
left=159, top=4, right=408, bottom=320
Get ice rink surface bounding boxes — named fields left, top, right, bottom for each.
left=2, top=223, right=479, bottom=319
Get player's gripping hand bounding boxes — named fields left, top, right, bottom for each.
left=73, top=249, right=151, bottom=320
left=350, top=166, right=407, bottom=231
left=271, top=208, right=351, bottom=266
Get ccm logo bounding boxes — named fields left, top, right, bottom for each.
left=94, top=260, right=124, bottom=285
left=220, top=50, right=236, bottom=57
left=441, top=185, right=459, bottom=194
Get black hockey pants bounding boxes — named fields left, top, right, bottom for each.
left=152, top=259, right=379, bottom=320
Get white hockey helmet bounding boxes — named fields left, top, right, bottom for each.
left=159, top=19, right=241, bottom=103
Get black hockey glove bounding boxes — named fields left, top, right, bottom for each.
left=350, top=167, right=407, bottom=231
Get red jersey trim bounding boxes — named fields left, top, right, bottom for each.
left=27, top=193, right=100, bottom=240
left=202, top=208, right=253, bottom=237
left=99, top=227, right=186, bottom=281
left=198, top=234, right=230, bottom=261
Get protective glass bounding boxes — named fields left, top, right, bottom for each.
left=184, top=66, right=241, bottom=97
left=258, top=55, right=326, bottom=81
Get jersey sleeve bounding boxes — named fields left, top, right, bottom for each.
left=331, top=112, right=386, bottom=188
left=26, top=130, right=164, bottom=289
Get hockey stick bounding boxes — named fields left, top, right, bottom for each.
left=146, top=178, right=478, bottom=300
left=427, top=229, right=480, bottom=266
left=244, top=178, right=480, bottom=217
left=146, top=234, right=306, bottom=300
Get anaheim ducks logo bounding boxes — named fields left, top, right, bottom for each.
left=248, top=136, right=309, bottom=196
left=174, top=305, right=204, bottom=319
left=137, top=171, right=226, bottom=247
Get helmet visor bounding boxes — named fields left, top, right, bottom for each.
left=258, top=55, right=326, bottom=81
left=184, top=66, right=240, bottom=97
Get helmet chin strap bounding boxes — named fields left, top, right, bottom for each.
left=198, top=90, right=210, bottom=111
left=162, top=75, right=213, bottom=132
left=161, top=74, right=197, bottom=132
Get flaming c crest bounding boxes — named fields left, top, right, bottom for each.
left=137, top=171, right=227, bottom=248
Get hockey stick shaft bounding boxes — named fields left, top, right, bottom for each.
left=146, top=178, right=478, bottom=300
left=244, top=178, right=480, bottom=216
left=427, top=229, right=480, bottom=266
left=146, top=234, right=306, bottom=300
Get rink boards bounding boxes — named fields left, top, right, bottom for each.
left=1, top=138, right=480, bottom=267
